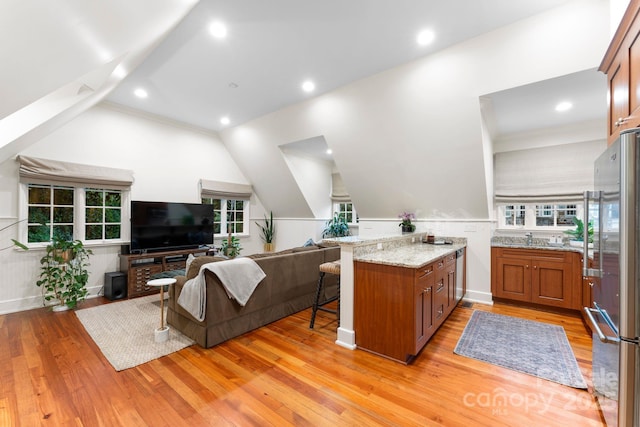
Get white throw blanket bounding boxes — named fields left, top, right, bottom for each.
left=177, top=257, right=266, bottom=322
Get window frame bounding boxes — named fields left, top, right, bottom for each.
left=19, top=182, right=130, bottom=247
left=497, top=202, right=583, bottom=231
left=333, top=201, right=358, bottom=225
left=202, top=197, right=250, bottom=237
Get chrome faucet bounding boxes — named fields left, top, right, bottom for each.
left=525, top=232, right=533, bottom=246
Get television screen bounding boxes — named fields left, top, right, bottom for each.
left=130, top=201, right=214, bottom=253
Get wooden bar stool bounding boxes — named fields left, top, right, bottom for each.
left=309, top=260, right=340, bottom=329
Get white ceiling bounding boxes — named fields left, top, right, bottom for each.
left=106, top=0, right=583, bottom=134
left=483, top=68, right=607, bottom=139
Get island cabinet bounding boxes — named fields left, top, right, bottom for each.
left=600, top=0, right=640, bottom=144
left=354, top=255, right=456, bottom=364
left=491, top=248, right=581, bottom=310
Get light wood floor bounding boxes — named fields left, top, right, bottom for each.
left=0, top=298, right=605, bottom=426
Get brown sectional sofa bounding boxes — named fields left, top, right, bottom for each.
left=167, top=244, right=340, bottom=348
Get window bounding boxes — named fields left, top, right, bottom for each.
left=85, top=189, right=122, bottom=240
left=499, top=203, right=581, bottom=230
left=202, top=197, right=248, bottom=235
left=25, top=183, right=126, bottom=244
left=334, top=202, right=358, bottom=224
left=504, top=205, right=525, bottom=226
left=27, top=184, right=74, bottom=242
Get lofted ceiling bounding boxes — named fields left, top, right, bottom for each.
left=105, top=0, right=583, bottom=133
left=1, top=0, right=609, bottom=166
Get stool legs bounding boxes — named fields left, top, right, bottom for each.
left=310, top=272, right=339, bottom=329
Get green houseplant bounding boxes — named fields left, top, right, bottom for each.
left=398, top=212, right=416, bottom=233
left=322, top=212, right=350, bottom=238
left=564, top=217, right=594, bottom=243
left=255, top=211, right=275, bottom=252
left=37, top=237, right=92, bottom=310
left=221, top=235, right=242, bottom=258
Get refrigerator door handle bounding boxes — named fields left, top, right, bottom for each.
left=582, top=190, right=602, bottom=278
left=584, top=307, right=620, bottom=343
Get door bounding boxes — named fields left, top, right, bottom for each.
left=531, top=259, right=572, bottom=308
left=495, top=257, right=531, bottom=302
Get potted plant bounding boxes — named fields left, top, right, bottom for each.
left=564, top=217, right=594, bottom=247
left=255, top=211, right=275, bottom=252
left=221, top=235, right=242, bottom=258
left=322, top=212, right=350, bottom=238
left=399, top=212, right=416, bottom=233
left=37, top=236, right=92, bottom=311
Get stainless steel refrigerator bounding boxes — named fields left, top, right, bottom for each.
left=583, top=128, right=640, bottom=427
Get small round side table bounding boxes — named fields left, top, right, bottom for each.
left=146, top=278, right=176, bottom=343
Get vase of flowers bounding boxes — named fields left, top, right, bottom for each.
left=399, top=212, right=416, bottom=233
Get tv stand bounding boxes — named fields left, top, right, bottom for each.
left=119, top=247, right=215, bottom=298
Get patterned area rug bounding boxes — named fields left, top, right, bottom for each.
left=75, top=295, right=194, bottom=371
left=454, top=310, right=587, bottom=389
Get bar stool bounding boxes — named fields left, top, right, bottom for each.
left=309, top=260, right=340, bottom=329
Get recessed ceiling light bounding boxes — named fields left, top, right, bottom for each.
left=220, top=116, right=230, bottom=125
left=417, top=29, right=435, bottom=46
left=326, top=149, right=333, bottom=155
left=133, top=88, right=148, bottom=99
left=555, top=101, right=573, bottom=112
left=209, top=21, right=227, bottom=39
left=113, top=65, right=126, bottom=79
left=302, top=80, right=315, bottom=93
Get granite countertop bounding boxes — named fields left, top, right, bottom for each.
left=491, top=236, right=592, bottom=255
left=355, top=242, right=465, bottom=269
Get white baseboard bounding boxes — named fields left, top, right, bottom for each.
left=0, top=285, right=103, bottom=315
left=462, top=289, right=494, bottom=305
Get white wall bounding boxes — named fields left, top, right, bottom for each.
left=220, top=0, right=611, bottom=305
left=0, top=103, right=262, bottom=314
left=280, top=148, right=333, bottom=219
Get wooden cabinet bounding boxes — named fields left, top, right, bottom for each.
left=354, top=250, right=459, bottom=364
left=119, top=247, right=213, bottom=298
left=414, top=263, right=434, bottom=351
left=600, top=0, right=640, bottom=144
left=491, top=248, right=580, bottom=310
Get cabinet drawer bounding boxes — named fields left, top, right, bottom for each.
left=444, top=252, right=456, bottom=266
left=415, top=263, right=434, bottom=279
left=497, top=248, right=569, bottom=262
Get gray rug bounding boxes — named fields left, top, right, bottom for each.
left=76, top=295, right=194, bottom=371
left=454, top=310, right=587, bottom=389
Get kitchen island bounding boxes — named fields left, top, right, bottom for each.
left=324, top=234, right=466, bottom=363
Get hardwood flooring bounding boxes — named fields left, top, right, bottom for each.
left=0, top=298, right=605, bottom=426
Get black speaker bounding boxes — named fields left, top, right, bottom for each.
left=104, top=272, right=127, bottom=301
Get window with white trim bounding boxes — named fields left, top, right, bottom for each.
left=333, top=202, right=358, bottom=224
left=498, top=202, right=582, bottom=230
left=25, top=183, right=127, bottom=244
left=202, top=197, right=249, bottom=235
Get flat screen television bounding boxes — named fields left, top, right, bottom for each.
left=130, top=201, right=214, bottom=253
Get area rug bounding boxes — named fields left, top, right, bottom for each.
left=75, top=295, right=194, bottom=371
left=454, top=310, right=587, bottom=389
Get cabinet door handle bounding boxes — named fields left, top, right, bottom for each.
left=615, top=116, right=629, bottom=127
left=533, top=265, right=537, bottom=269
left=526, top=264, right=529, bottom=269
left=424, top=287, right=431, bottom=293
left=589, top=282, right=595, bottom=288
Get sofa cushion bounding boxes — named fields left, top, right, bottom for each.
left=186, top=256, right=227, bottom=279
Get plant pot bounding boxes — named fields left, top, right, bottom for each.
left=264, top=243, right=275, bottom=253
left=401, top=225, right=415, bottom=234
left=52, top=304, right=70, bottom=312
left=54, top=249, right=74, bottom=263
left=570, top=240, right=593, bottom=248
